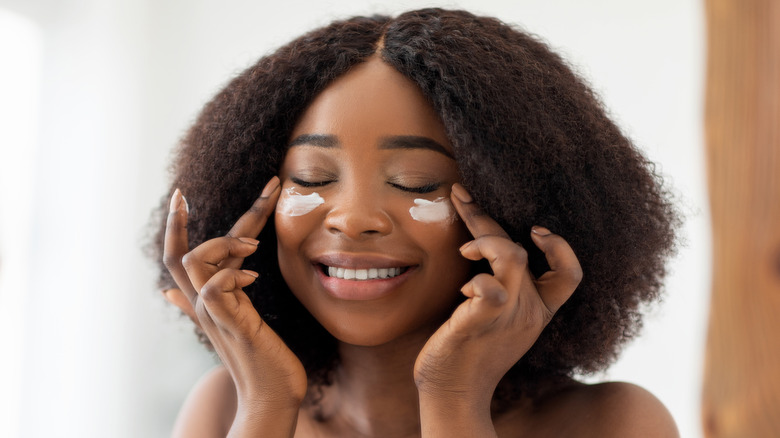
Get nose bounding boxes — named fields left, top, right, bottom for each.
left=323, top=183, right=393, bottom=240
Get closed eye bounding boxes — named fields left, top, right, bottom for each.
left=389, top=182, right=441, bottom=194
left=291, top=176, right=335, bottom=188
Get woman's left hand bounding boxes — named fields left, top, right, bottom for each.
left=414, top=183, right=582, bottom=435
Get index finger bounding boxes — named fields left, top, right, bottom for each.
left=226, top=176, right=281, bottom=239
left=450, top=183, right=511, bottom=240
left=220, top=176, right=280, bottom=270
left=163, top=188, right=197, bottom=299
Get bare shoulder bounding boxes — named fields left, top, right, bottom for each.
left=496, top=381, right=679, bottom=438
left=576, top=382, right=679, bottom=437
left=170, top=365, right=237, bottom=438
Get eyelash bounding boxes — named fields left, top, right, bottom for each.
left=291, top=177, right=440, bottom=194
left=291, top=176, right=332, bottom=188
left=389, top=182, right=440, bottom=194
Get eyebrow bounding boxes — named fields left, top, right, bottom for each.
left=379, top=136, right=454, bottom=159
left=288, top=134, right=339, bottom=148
left=288, top=134, right=454, bottom=159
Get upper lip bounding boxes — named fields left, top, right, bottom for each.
left=313, top=253, right=416, bottom=270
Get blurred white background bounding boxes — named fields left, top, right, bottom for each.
left=0, top=0, right=707, bottom=437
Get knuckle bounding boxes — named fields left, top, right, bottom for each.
left=212, top=236, right=238, bottom=258
left=563, top=264, right=584, bottom=286
left=248, top=202, right=269, bottom=217
left=221, top=236, right=237, bottom=252
left=473, top=235, right=494, bottom=247
left=483, top=285, right=507, bottom=306
left=509, top=246, right=529, bottom=265
left=472, top=272, right=493, bottom=284
left=162, top=253, right=180, bottom=271
left=199, top=282, right=219, bottom=302
left=181, top=252, right=196, bottom=270
left=571, top=266, right=584, bottom=285
left=472, top=235, right=487, bottom=246
left=468, top=209, right=489, bottom=224
left=463, top=210, right=494, bottom=230
left=473, top=274, right=507, bottom=306
left=494, top=243, right=527, bottom=268
left=462, top=203, right=485, bottom=218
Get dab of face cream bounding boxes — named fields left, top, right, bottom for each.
left=278, top=187, right=325, bottom=216
left=409, top=197, right=456, bottom=224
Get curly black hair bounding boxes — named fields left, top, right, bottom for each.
left=149, top=8, right=679, bottom=405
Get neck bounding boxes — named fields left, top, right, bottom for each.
left=311, top=328, right=434, bottom=438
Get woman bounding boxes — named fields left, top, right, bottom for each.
left=151, top=8, right=680, bottom=437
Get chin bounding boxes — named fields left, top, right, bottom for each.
left=307, top=301, right=456, bottom=350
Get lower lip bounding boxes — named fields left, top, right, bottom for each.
left=316, top=266, right=415, bottom=301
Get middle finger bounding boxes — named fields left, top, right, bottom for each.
left=459, top=235, right=528, bottom=294
left=183, top=236, right=260, bottom=290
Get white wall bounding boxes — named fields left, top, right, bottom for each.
left=0, top=1, right=706, bottom=437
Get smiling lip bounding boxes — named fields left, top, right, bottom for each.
left=313, top=253, right=417, bottom=301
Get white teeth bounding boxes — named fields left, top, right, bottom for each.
left=326, top=266, right=403, bottom=280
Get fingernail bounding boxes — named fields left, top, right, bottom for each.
left=182, top=194, right=189, bottom=213
left=459, top=241, right=473, bottom=252
left=238, top=237, right=259, bottom=245
left=242, top=269, right=259, bottom=278
left=261, top=176, right=280, bottom=198
left=451, top=183, right=473, bottom=203
left=169, top=189, right=182, bottom=213
left=531, top=226, right=551, bottom=236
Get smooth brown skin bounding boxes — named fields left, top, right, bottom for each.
left=162, top=56, right=679, bottom=437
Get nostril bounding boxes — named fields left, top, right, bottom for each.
left=324, top=208, right=393, bottom=239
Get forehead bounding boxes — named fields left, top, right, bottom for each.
left=290, top=55, right=452, bottom=152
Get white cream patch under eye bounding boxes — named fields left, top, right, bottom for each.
left=278, top=187, right=325, bottom=216
left=409, top=197, right=456, bottom=224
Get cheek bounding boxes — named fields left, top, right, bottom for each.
left=275, top=212, right=319, bottom=252
left=274, top=199, right=324, bottom=272
left=401, top=198, right=471, bottom=263
left=407, top=213, right=473, bottom=311
left=277, top=188, right=324, bottom=216
left=275, top=209, right=322, bottom=300
left=408, top=197, right=456, bottom=224
left=275, top=189, right=325, bottom=248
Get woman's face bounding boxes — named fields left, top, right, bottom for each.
left=275, top=56, right=472, bottom=347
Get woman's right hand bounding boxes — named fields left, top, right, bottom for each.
left=163, top=176, right=307, bottom=435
